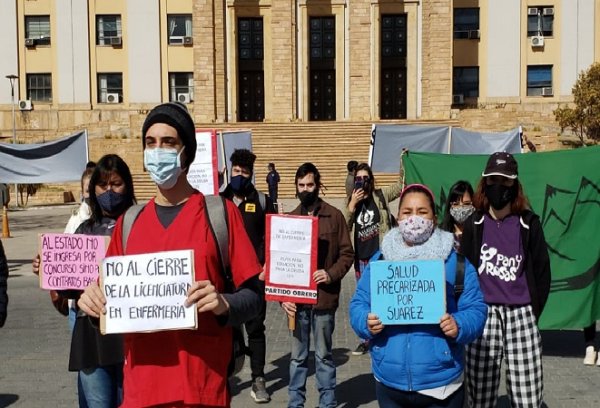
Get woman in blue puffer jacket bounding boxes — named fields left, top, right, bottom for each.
left=349, top=183, right=486, bottom=408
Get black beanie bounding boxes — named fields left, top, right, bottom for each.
left=142, top=102, right=196, bottom=168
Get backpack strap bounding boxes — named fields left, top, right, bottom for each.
left=374, top=189, right=394, bottom=229
left=257, top=191, right=266, bottom=212
left=455, top=253, right=465, bottom=301
left=203, top=195, right=233, bottom=289
left=121, top=204, right=145, bottom=251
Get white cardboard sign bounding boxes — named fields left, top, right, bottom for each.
left=100, top=250, right=197, bottom=334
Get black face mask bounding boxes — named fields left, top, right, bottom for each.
left=298, top=190, right=318, bottom=208
left=230, top=175, right=253, bottom=196
left=485, top=183, right=516, bottom=210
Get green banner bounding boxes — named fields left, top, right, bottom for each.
left=403, top=147, right=600, bottom=329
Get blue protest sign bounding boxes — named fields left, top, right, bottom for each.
left=370, top=259, right=446, bottom=325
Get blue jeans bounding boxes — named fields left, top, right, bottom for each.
left=376, top=382, right=464, bottom=408
left=288, top=306, right=336, bottom=408
left=69, top=305, right=89, bottom=408
left=79, top=364, right=123, bottom=408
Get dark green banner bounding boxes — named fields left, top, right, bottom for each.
left=403, top=147, right=600, bottom=329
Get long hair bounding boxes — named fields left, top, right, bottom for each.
left=294, top=162, right=321, bottom=193
left=473, top=177, right=530, bottom=214
left=354, top=162, right=376, bottom=193
left=86, top=154, right=136, bottom=225
left=440, top=180, right=474, bottom=232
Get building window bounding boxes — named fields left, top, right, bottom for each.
left=453, top=8, right=479, bottom=39
left=453, top=67, right=479, bottom=98
left=168, top=14, right=192, bottom=44
left=25, top=15, right=51, bottom=45
left=26, top=74, right=52, bottom=102
left=169, top=73, right=194, bottom=103
left=97, top=15, right=122, bottom=45
left=527, top=7, right=554, bottom=37
left=527, top=65, right=552, bottom=96
left=97, top=73, right=123, bottom=103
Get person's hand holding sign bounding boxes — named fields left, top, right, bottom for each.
left=367, top=313, right=384, bottom=335
left=78, top=282, right=106, bottom=318
left=440, top=313, right=458, bottom=338
left=185, top=280, right=229, bottom=316
left=313, top=269, right=331, bottom=285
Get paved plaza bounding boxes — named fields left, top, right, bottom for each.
left=0, top=202, right=599, bottom=407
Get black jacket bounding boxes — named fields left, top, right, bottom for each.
left=0, top=239, right=8, bottom=327
left=461, top=210, right=551, bottom=320
left=221, top=185, right=275, bottom=264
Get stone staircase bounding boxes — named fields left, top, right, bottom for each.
left=16, top=120, right=459, bottom=205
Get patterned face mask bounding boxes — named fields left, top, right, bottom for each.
left=449, top=204, right=475, bottom=224
left=397, top=215, right=435, bottom=245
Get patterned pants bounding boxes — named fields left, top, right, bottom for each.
left=465, top=305, right=543, bottom=408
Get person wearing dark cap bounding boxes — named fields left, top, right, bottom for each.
left=461, top=152, right=551, bottom=408
left=77, top=102, right=263, bottom=408
left=221, top=148, right=276, bottom=403
left=266, top=162, right=280, bottom=203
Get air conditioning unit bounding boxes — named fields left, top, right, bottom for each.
left=25, top=38, right=36, bottom=47
left=469, top=30, right=480, bottom=40
left=106, top=93, right=120, bottom=104
left=110, top=36, right=122, bottom=46
left=452, top=94, right=465, bottom=105
left=19, top=100, right=33, bottom=111
left=177, top=93, right=191, bottom=103
left=543, top=7, right=554, bottom=16
left=183, top=36, right=193, bottom=45
left=528, top=7, right=540, bottom=16
left=541, top=87, right=553, bottom=96
left=169, top=36, right=184, bottom=45
left=531, top=36, right=544, bottom=47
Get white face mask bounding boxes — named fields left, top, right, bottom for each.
left=449, top=204, right=475, bottom=224
left=398, top=215, right=435, bottom=245
left=143, top=147, right=185, bottom=190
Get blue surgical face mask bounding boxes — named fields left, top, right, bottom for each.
left=96, top=190, right=127, bottom=215
left=143, top=147, right=185, bottom=190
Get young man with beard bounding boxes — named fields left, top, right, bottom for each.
left=221, top=148, right=276, bottom=403
left=281, top=162, right=354, bottom=408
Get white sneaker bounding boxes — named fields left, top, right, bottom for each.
left=583, top=346, right=597, bottom=366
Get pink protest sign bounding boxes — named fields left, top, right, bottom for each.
left=39, top=233, right=107, bottom=290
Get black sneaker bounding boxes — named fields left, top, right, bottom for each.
left=352, top=342, right=368, bottom=355
left=251, top=376, right=270, bottom=403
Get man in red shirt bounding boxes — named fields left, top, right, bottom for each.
left=78, top=102, right=263, bottom=407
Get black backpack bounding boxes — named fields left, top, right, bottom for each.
left=121, top=195, right=247, bottom=378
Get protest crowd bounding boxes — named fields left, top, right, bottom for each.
left=8, top=100, right=600, bottom=408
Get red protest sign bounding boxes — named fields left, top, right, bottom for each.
left=265, top=214, right=318, bottom=304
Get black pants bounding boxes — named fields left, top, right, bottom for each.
left=376, top=382, right=464, bottom=408
left=584, top=323, right=597, bottom=347
left=245, top=298, right=267, bottom=379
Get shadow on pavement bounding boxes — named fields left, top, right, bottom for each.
left=230, top=348, right=352, bottom=398
left=0, top=394, right=19, bottom=407
left=541, top=330, right=583, bottom=357
left=337, top=373, right=376, bottom=408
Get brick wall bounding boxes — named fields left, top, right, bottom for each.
left=421, top=0, right=453, bottom=119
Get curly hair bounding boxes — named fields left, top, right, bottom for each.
left=230, top=149, right=256, bottom=174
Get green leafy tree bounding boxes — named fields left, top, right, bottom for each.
left=554, top=62, right=600, bottom=145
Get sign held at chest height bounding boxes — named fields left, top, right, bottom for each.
left=264, top=214, right=318, bottom=304
left=100, top=249, right=197, bottom=334
left=370, top=259, right=446, bottom=325
left=39, top=233, right=108, bottom=290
